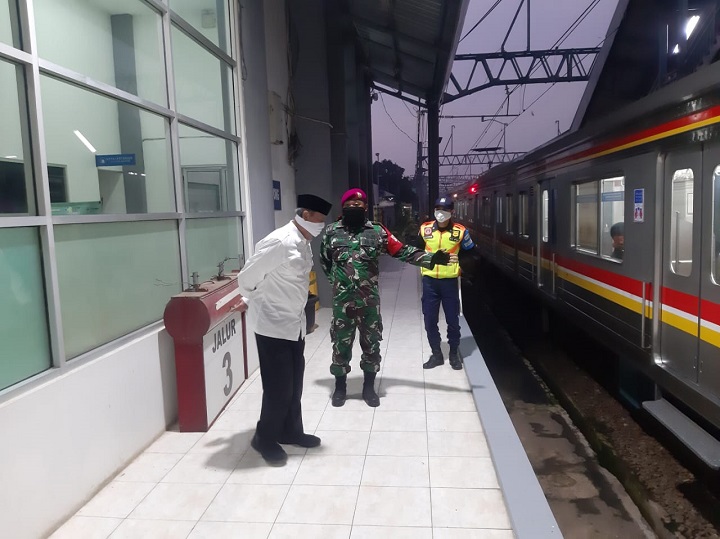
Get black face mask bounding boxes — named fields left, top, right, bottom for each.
left=342, top=207, right=366, bottom=229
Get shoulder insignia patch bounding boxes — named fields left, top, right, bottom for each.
left=423, top=227, right=434, bottom=237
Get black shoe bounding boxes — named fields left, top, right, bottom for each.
left=251, top=433, right=287, bottom=463
left=332, top=375, right=347, bottom=407
left=423, top=351, right=444, bottom=369
left=279, top=433, right=321, bottom=448
left=363, top=372, right=380, bottom=407
left=449, top=350, right=463, bottom=370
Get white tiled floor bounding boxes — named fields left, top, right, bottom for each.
left=50, top=260, right=512, bottom=539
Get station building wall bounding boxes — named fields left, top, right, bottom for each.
left=0, top=1, right=291, bottom=536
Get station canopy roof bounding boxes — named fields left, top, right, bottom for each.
left=347, top=0, right=470, bottom=104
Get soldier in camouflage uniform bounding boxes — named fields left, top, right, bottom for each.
left=320, top=188, right=451, bottom=407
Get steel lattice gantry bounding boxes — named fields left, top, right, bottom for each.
left=435, top=151, right=526, bottom=166
left=444, top=47, right=601, bottom=103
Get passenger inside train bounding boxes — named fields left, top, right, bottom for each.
left=610, top=222, right=624, bottom=260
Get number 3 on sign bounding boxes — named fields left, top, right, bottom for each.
left=222, top=351, right=233, bottom=396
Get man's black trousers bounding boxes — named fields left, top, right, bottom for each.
left=255, top=333, right=305, bottom=443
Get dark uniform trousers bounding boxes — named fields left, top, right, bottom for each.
left=255, top=333, right=305, bottom=443
left=421, top=276, right=460, bottom=351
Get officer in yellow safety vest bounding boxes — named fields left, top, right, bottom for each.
left=419, top=197, right=475, bottom=370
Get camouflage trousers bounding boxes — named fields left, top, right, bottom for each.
left=330, top=301, right=383, bottom=376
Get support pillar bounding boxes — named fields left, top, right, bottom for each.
left=427, top=100, right=440, bottom=207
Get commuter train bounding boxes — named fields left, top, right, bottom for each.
left=452, top=62, right=720, bottom=465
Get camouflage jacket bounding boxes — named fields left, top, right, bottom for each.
left=320, top=220, right=435, bottom=305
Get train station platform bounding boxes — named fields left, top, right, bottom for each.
left=50, top=258, right=560, bottom=539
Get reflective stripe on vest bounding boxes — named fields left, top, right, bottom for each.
left=420, top=222, right=464, bottom=279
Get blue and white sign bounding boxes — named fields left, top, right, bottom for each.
left=95, top=153, right=136, bottom=167
left=273, top=181, right=281, bottom=210
left=633, top=188, right=644, bottom=223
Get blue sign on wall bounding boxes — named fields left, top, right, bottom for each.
left=273, top=181, right=281, bottom=210
left=95, top=154, right=136, bottom=167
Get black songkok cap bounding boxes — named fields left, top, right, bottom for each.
left=297, top=194, right=332, bottom=216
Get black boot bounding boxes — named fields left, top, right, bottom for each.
left=423, top=349, right=444, bottom=369
left=251, top=432, right=287, bottom=464
left=449, top=349, right=463, bottom=370
left=332, top=375, right=347, bottom=407
left=362, top=372, right=380, bottom=407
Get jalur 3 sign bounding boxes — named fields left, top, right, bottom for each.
left=164, top=277, right=248, bottom=431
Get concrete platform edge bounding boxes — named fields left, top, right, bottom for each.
left=459, top=315, right=563, bottom=538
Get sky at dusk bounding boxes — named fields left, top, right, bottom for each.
left=371, top=0, right=621, bottom=184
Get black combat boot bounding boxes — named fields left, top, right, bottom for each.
left=362, top=371, right=380, bottom=407
left=251, top=432, right=287, bottom=464
left=449, top=349, right=463, bottom=370
left=423, top=349, right=444, bottom=369
left=332, top=375, right=347, bottom=407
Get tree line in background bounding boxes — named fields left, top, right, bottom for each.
left=373, top=159, right=420, bottom=243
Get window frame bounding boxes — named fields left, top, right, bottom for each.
left=571, top=174, right=625, bottom=262
left=0, top=0, right=248, bottom=396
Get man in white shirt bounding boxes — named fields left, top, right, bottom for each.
left=237, top=193, right=332, bottom=463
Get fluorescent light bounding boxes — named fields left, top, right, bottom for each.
left=672, top=44, right=680, bottom=54
left=685, top=15, right=700, bottom=39
left=4, top=155, right=18, bottom=159
left=73, top=130, right=96, bottom=153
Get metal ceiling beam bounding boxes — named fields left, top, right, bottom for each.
left=444, top=47, right=601, bottom=103
left=371, top=82, right=425, bottom=107
left=369, top=69, right=429, bottom=101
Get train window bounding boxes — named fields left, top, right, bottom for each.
left=575, top=181, right=599, bottom=253
left=496, top=193, right=503, bottom=224
left=713, top=166, right=720, bottom=284
left=519, top=192, right=529, bottom=237
left=482, top=196, right=491, bottom=227
left=600, top=177, right=625, bottom=260
left=670, top=168, right=694, bottom=276
left=506, top=194, right=514, bottom=234
left=542, top=190, right=549, bottom=242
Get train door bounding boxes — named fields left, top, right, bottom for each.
left=698, top=144, right=720, bottom=398
left=660, top=150, right=702, bottom=383
left=538, top=182, right=556, bottom=294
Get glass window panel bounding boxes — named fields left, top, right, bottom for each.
left=34, top=0, right=166, bottom=104
left=713, top=167, right=720, bottom=284
left=0, top=60, right=35, bottom=215
left=542, top=190, right=549, bottom=242
left=495, top=193, right=502, bottom=223
left=0, top=227, right=52, bottom=390
left=185, top=217, right=242, bottom=283
left=0, top=0, right=21, bottom=48
left=482, top=196, right=491, bottom=227
left=519, top=193, right=529, bottom=236
left=55, top=221, right=181, bottom=359
left=179, top=124, right=239, bottom=212
left=506, top=194, right=514, bottom=234
left=40, top=76, right=174, bottom=214
left=600, top=176, right=625, bottom=260
left=171, top=26, right=235, bottom=133
left=670, top=168, right=694, bottom=276
left=575, top=182, right=598, bottom=253
left=170, top=0, right=231, bottom=53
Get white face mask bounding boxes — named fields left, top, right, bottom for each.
left=435, top=210, right=451, bottom=223
left=295, top=214, right=325, bottom=237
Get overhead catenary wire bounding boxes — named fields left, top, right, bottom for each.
left=481, top=20, right=623, bottom=153
left=464, top=0, right=607, bottom=156
left=460, top=0, right=505, bottom=42
left=380, top=92, right=416, bottom=144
